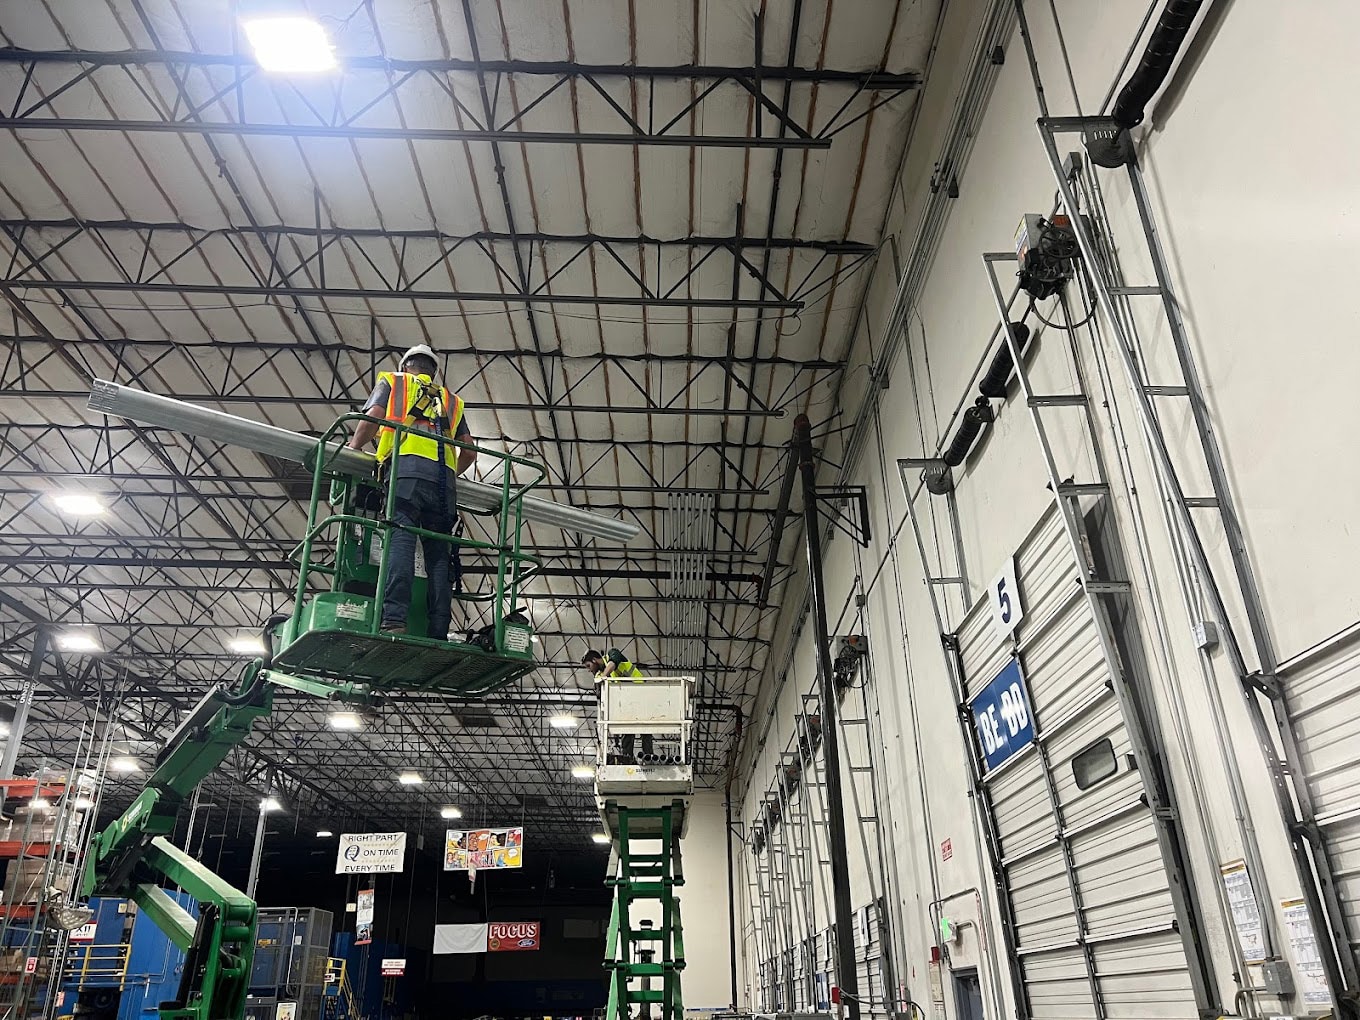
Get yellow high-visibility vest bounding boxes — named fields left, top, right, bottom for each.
left=597, top=656, right=644, bottom=682
left=373, top=371, right=465, bottom=471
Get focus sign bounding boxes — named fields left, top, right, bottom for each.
left=970, top=659, right=1035, bottom=772
left=487, top=922, right=540, bottom=952
left=336, top=833, right=407, bottom=874
left=70, top=922, right=98, bottom=943
left=381, top=959, right=405, bottom=977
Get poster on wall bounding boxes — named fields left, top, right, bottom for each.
left=1281, top=898, right=1332, bottom=1008
left=443, top=827, right=523, bottom=871
left=355, top=889, right=375, bottom=946
left=1218, top=860, right=1266, bottom=964
left=336, top=832, right=407, bottom=874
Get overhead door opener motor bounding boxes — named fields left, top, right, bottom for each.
left=1014, top=213, right=1088, bottom=299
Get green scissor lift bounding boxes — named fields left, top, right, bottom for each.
left=604, top=801, right=687, bottom=1020
left=79, top=413, right=548, bottom=1020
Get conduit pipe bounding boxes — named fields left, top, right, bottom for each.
left=88, top=380, right=640, bottom=543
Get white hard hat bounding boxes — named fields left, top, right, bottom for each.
left=399, top=344, right=438, bottom=370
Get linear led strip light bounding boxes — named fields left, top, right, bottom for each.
left=88, top=380, right=640, bottom=543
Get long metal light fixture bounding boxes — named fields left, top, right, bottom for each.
left=88, top=380, right=640, bottom=543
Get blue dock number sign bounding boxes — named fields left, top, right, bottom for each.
left=970, top=659, right=1035, bottom=771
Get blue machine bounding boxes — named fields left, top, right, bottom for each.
left=58, top=893, right=193, bottom=1020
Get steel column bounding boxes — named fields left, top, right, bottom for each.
left=791, top=414, right=859, bottom=1020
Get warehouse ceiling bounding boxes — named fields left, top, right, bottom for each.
left=0, top=0, right=940, bottom=850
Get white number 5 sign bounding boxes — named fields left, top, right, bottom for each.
left=989, top=556, right=1024, bottom=639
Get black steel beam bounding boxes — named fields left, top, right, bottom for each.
left=793, top=413, right=859, bottom=1020
left=0, top=278, right=799, bottom=311
left=0, top=49, right=924, bottom=88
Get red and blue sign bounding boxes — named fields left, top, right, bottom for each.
left=969, top=659, right=1035, bottom=771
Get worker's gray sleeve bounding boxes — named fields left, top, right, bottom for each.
left=364, top=378, right=391, bottom=412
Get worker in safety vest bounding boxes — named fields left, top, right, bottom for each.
left=347, top=344, right=476, bottom=638
left=582, top=648, right=652, bottom=762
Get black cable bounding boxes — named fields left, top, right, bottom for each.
left=1028, top=295, right=1096, bottom=331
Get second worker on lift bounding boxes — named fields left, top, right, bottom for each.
left=348, top=345, right=477, bottom=639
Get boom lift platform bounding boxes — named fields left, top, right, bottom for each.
left=595, top=677, right=695, bottom=1020
left=76, top=385, right=638, bottom=1020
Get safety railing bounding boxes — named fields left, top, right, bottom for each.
left=61, top=942, right=130, bottom=986
left=596, top=677, right=695, bottom=768
left=286, top=412, right=547, bottom=645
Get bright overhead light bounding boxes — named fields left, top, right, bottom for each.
left=51, top=492, right=106, bottom=516
left=530, top=634, right=540, bottom=645
left=227, top=636, right=267, bottom=655
left=591, top=832, right=611, bottom=845
left=571, top=765, right=595, bottom=780
left=549, top=714, right=578, bottom=730
left=439, top=806, right=462, bottom=820
left=260, top=796, right=282, bottom=812
left=316, top=829, right=334, bottom=838
left=397, top=772, right=423, bottom=786
left=57, top=632, right=101, bottom=654
left=74, top=797, right=95, bottom=810
left=243, top=16, right=337, bottom=74
left=328, top=711, right=363, bottom=731
left=108, top=757, right=140, bottom=774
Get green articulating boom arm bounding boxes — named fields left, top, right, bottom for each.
left=81, top=660, right=378, bottom=1020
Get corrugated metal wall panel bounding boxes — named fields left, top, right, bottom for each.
left=1280, top=626, right=1360, bottom=958
left=955, top=507, right=1200, bottom=1020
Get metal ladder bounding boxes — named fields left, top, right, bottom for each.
left=1033, top=116, right=1358, bottom=1015
left=604, top=803, right=685, bottom=1020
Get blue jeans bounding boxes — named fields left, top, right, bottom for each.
left=381, top=476, right=455, bottom=637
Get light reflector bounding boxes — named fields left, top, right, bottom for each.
left=397, top=771, right=423, bottom=786
left=440, top=806, right=462, bottom=820
left=591, top=832, right=610, bottom=845
left=571, top=765, right=595, bottom=779
left=548, top=714, right=578, bottom=730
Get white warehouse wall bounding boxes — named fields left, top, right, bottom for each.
left=737, top=2, right=1360, bottom=1018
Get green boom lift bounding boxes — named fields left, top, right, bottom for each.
left=78, top=412, right=546, bottom=1020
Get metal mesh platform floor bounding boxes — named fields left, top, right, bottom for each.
left=273, top=629, right=535, bottom=696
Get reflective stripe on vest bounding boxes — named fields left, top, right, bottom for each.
left=374, top=371, right=465, bottom=468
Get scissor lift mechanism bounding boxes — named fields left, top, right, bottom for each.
left=595, top=678, right=695, bottom=1020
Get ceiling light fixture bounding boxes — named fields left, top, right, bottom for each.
left=57, top=633, right=101, bottom=654
left=439, top=806, right=462, bottom=820
left=51, top=492, right=106, bottom=516
left=548, top=715, right=578, bottom=730
left=591, top=832, right=611, bottom=845
left=227, top=636, right=267, bottom=655
left=328, top=711, right=363, bottom=731
left=316, top=829, right=334, bottom=838
left=571, top=765, right=595, bottom=780
left=108, top=757, right=140, bottom=774
left=397, top=772, right=423, bottom=786
left=242, top=16, right=338, bottom=74
left=260, top=796, right=282, bottom=812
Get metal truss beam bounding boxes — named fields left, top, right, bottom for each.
left=0, top=219, right=880, bottom=312
left=0, top=219, right=876, bottom=256
left=0, top=387, right=785, bottom=418
left=0, top=332, right=844, bottom=371
left=0, top=49, right=924, bottom=87
left=0, top=50, right=920, bottom=149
